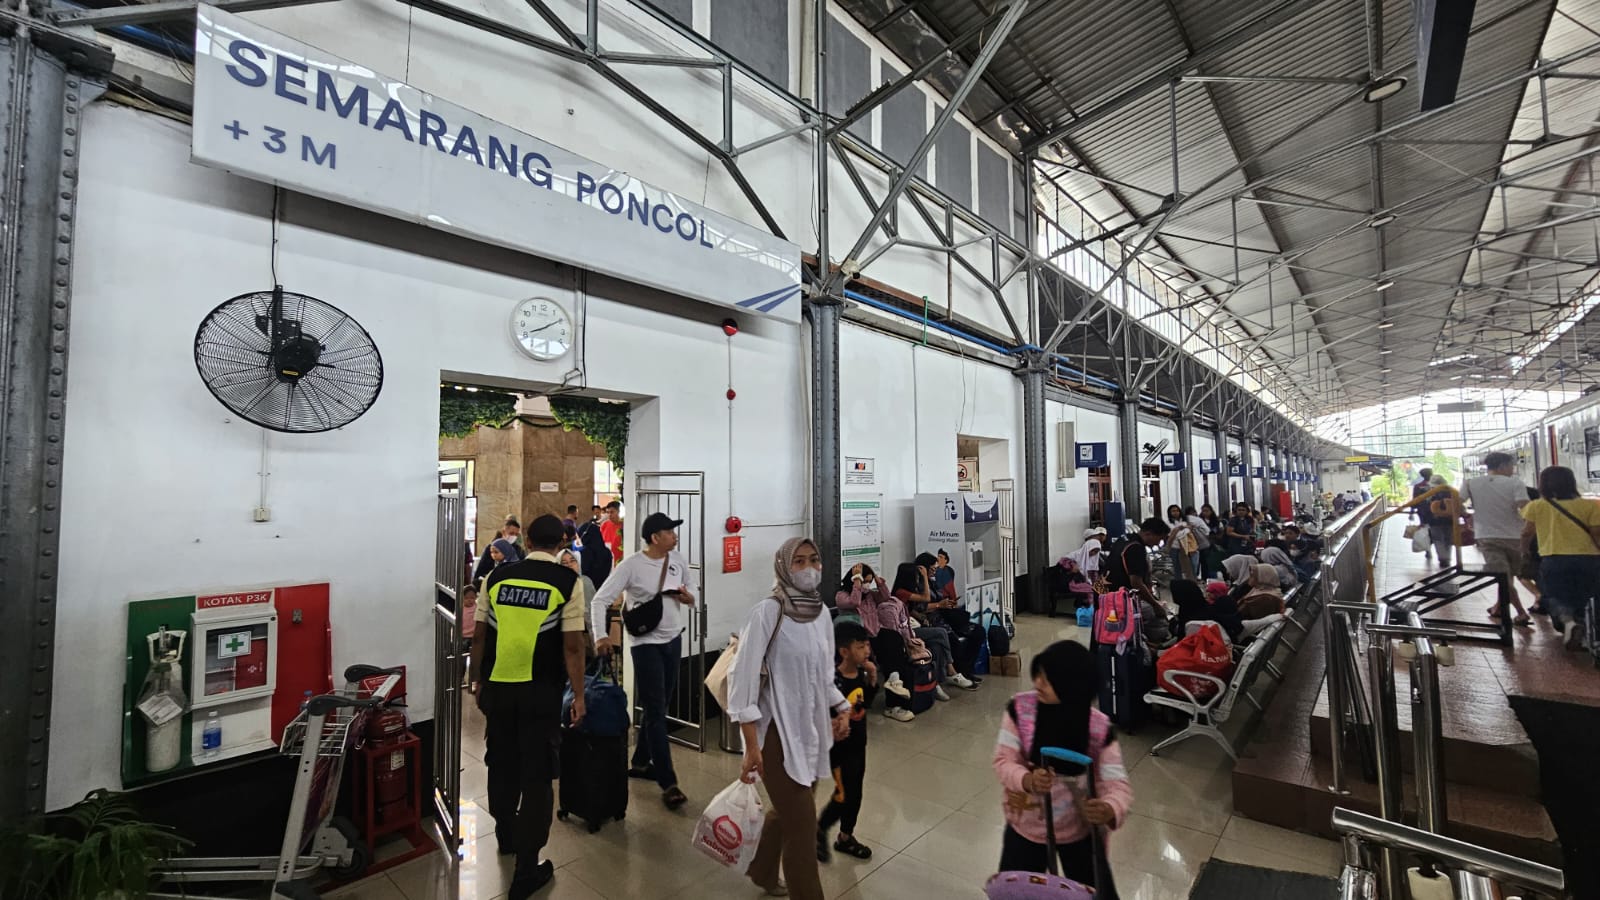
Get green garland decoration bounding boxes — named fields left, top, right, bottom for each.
left=439, top=387, right=519, bottom=439
left=548, top=396, right=629, bottom=473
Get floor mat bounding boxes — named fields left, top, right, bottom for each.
left=1187, top=860, right=1338, bottom=900
left=1509, top=695, right=1599, bottom=900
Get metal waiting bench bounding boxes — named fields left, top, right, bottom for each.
left=1143, top=618, right=1290, bottom=759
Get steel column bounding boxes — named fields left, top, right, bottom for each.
left=1241, top=434, right=1257, bottom=510
left=809, top=0, right=841, bottom=591
left=1176, top=415, right=1196, bottom=510
left=1117, top=397, right=1142, bottom=527
left=1020, top=354, right=1050, bottom=613
left=809, top=297, right=843, bottom=593
left=0, top=17, right=108, bottom=820
left=1214, top=423, right=1229, bottom=507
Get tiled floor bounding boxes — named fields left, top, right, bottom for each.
left=335, top=616, right=1342, bottom=900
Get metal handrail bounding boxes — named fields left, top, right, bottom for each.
left=1360, top=485, right=1462, bottom=603
left=1333, top=808, right=1565, bottom=895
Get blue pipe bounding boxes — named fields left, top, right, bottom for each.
left=843, top=288, right=1017, bottom=356
left=112, top=24, right=195, bottom=61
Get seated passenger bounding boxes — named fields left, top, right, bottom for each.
left=1236, top=564, right=1287, bottom=620
left=1220, top=552, right=1258, bottom=587
left=1172, top=578, right=1243, bottom=642
left=835, top=565, right=916, bottom=718
left=1258, top=546, right=1300, bottom=590
left=891, top=562, right=977, bottom=696
left=1280, top=524, right=1323, bottom=582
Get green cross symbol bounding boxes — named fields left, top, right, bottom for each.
left=224, top=634, right=245, bottom=654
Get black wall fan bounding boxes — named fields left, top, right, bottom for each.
left=194, top=287, right=384, bottom=433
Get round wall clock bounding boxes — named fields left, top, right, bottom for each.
left=511, top=297, right=573, bottom=361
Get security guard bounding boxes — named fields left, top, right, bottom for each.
left=469, top=514, right=586, bottom=899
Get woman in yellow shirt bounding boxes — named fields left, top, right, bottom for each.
left=1520, top=466, right=1600, bottom=651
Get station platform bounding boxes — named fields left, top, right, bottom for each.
left=1234, top=513, right=1600, bottom=873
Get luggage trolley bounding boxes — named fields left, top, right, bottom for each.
left=154, top=664, right=405, bottom=899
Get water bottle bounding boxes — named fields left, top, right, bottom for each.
left=201, top=710, right=221, bottom=758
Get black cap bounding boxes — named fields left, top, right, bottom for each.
left=641, top=511, right=683, bottom=542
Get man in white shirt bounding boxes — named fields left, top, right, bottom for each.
left=592, top=511, right=698, bottom=810
left=1461, top=452, right=1532, bottom=625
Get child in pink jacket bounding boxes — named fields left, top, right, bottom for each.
left=992, top=640, right=1133, bottom=880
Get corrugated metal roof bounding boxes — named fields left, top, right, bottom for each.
left=843, top=0, right=1600, bottom=412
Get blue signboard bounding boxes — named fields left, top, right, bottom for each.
left=1250, top=466, right=1264, bottom=478
left=1271, top=468, right=1283, bottom=480
left=1199, top=458, right=1220, bottom=475
left=1228, top=464, right=1245, bottom=477
left=1159, top=452, right=1187, bottom=472
left=1074, top=442, right=1108, bottom=468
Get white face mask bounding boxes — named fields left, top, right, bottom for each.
left=790, top=567, right=822, bottom=592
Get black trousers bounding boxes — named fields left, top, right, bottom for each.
left=483, top=680, right=563, bottom=866
left=818, top=739, right=867, bottom=835
left=998, top=825, right=1095, bottom=884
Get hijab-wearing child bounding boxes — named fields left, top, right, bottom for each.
left=992, top=641, right=1132, bottom=882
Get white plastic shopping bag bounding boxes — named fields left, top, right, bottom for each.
left=691, top=778, right=765, bottom=869
left=1411, top=525, right=1430, bottom=553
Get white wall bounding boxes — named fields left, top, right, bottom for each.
left=50, top=104, right=811, bottom=807
left=838, top=324, right=1022, bottom=571
left=1043, top=399, right=1119, bottom=557
left=1137, top=418, right=1180, bottom=521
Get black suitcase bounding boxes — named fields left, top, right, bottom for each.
left=1094, top=642, right=1151, bottom=732
left=556, top=728, right=628, bottom=833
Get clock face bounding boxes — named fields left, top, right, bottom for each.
left=511, top=297, right=573, bottom=361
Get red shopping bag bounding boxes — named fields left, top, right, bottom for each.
left=1156, top=624, right=1234, bottom=702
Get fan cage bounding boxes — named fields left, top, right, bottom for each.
left=194, top=290, right=384, bottom=434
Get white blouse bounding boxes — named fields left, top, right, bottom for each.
left=726, top=599, right=848, bottom=786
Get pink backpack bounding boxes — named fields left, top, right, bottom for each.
left=1092, top=587, right=1140, bottom=653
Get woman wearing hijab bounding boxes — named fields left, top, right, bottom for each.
left=993, top=640, right=1132, bottom=883
left=1236, top=564, right=1287, bottom=620
left=1172, top=578, right=1243, bottom=641
left=1166, top=504, right=1202, bottom=581
left=1220, top=553, right=1257, bottom=587
left=729, top=538, right=852, bottom=900
left=1258, top=545, right=1300, bottom=590
left=1067, top=536, right=1104, bottom=581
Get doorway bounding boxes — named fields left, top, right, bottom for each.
left=1087, top=466, right=1112, bottom=526
left=434, top=378, right=641, bottom=861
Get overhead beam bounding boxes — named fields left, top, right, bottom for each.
left=1414, top=0, right=1481, bottom=111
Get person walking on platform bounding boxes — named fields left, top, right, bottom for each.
left=591, top=511, right=699, bottom=809
left=468, top=515, right=587, bottom=899
left=1426, top=474, right=1462, bottom=568
left=1521, top=466, right=1600, bottom=651
left=728, top=537, right=851, bottom=900
left=1462, top=452, right=1532, bottom=627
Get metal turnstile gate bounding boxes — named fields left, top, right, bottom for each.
left=631, top=471, right=707, bottom=751
left=431, top=466, right=466, bottom=853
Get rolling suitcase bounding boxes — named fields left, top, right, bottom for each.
left=557, top=728, right=628, bottom=833
left=1094, top=642, right=1151, bottom=732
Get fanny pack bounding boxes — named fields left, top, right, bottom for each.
left=622, top=557, right=669, bottom=637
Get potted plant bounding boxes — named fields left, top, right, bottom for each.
left=0, top=789, right=191, bottom=899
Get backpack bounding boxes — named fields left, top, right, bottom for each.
left=1092, top=587, right=1139, bottom=652
left=983, top=609, right=1011, bottom=658
left=1429, top=492, right=1458, bottom=520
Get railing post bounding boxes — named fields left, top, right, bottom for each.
left=1406, top=611, right=1449, bottom=833
left=1323, top=597, right=1350, bottom=794
left=1366, top=628, right=1407, bottom=900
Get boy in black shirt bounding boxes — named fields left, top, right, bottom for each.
left=819, top=620, right=878, bottom=863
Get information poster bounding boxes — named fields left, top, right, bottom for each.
left=845, top=457, right=875, bottom=486
left=841, top=496, right=883, bottom=575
